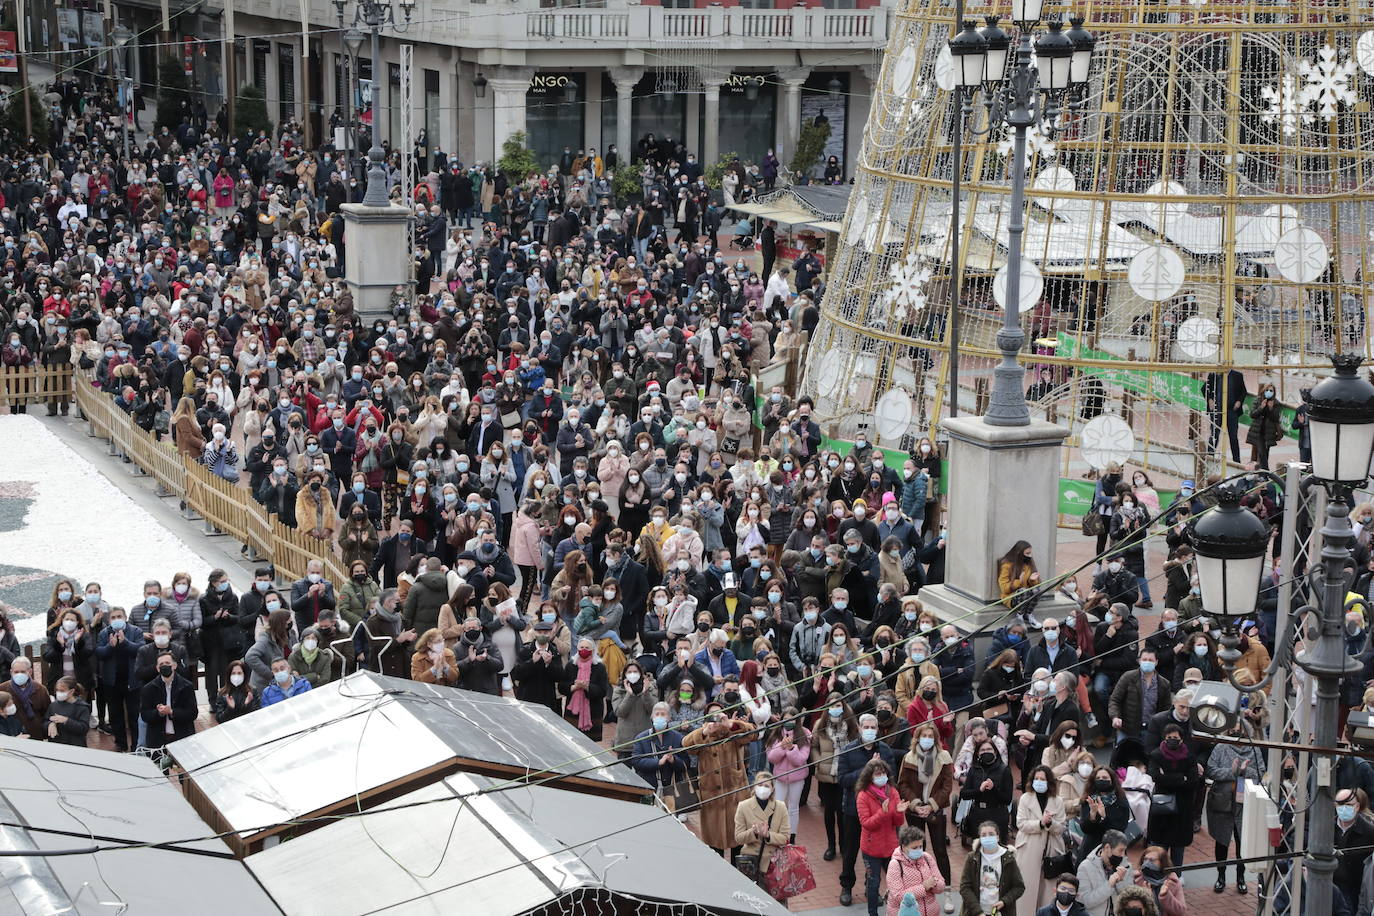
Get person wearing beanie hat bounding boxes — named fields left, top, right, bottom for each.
left=838, top=497, right=881, bottom=552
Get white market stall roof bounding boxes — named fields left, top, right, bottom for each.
left=246, top=772, right=790, bottom=916
left=728, top=184, right=852, bottom=233
left=0, top=738, right=281, bottom=915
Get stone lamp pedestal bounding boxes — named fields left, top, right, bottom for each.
left=917, top=415, right=1079, bottom=633
left=341, top=202, right=411, bottom=319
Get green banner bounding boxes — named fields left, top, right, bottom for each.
left=1054, top=333, right=1297, bottom=439
left=1058, top=480, right=1096, bottom=516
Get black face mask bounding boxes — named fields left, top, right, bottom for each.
left=876, top=639, right=891, bottom=648
left=977, top=752, right=996, bottom=766
left=765, top=667, right=781, bottom=676
left=1165, top=737, right=1182, bottom=749
left=1094, top=779, right=1113, bottom=793
left=1055, top=891, right=1077, bottom=906
left=309, top=481, right=321, bottom=491
left=741, top=627, right=756, bottom=638
left=722, top=691, right=740, bottom=705
left=158, top=664, right=174, bottom=678
left=464, top=630, right=481, bottom=642
left=876, top=708, right=893, bottom=723
left=352, top=573, right=367, bottom=582
left=921, top=689, right=937, bottom=700
left=1107, top=853, right=1124, bottom=869
left=1141, top=862, right=1162, bottom=876
left=696, top=621, right=710, bottom=632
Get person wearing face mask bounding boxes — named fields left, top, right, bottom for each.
left=682, top=699, right=758, bottom=856
left=138, top=650, right=197, bottom=747
left=976, top=649, right=1023, bottom=726
left=884, top=825, right=950, bottom=916
left=897, top=722, right=954, bottom=884
left=43, top=676, right=91, bottom=746
left=1144, top=722, right=1200, bottom=870
left=851, top=758, right=909, bottom=915
left=197, top=569, right=245, bottom=702
left=261, top=656, right=313, bottom=707
left=1246, top=383, right=1284, bottom=469
left=894, top=637, right=939, bottom=717
left=1012, top=764, right=1068, bottom=916
left=408, top=626, right=460, bottom=687
left=1202, top=710, right=1265, bottom=897
left=985, top=620, right=1032, bottom=672
left=287, top=624, right=338, bottom=687
left=733, top=771, right=793, bottom=890
left=836, top=713, right=898, bottom=906
left=1107, top=648, right=1174, bottom=744
left=42, top=608, right=95, bottom=700
left=94, top=606, right=143, bottom=752
left=630, top=700, right=688, bottom=796
left=958, top=736, right=1014, bottom=848
left=935, top=625, right=977, bottom=721
left=212, top=660, right=259, bottom=724
left=511, top=615, right=567, bottom=713
left=1089, top=602, right=1140, bottom=718
left=1143, top=607, right=1188, bottom=687
left=1107, top=491, right=1153, bottom=609
left=451, top=615, right=504, bottom=695
left=959, top=819, right=1025, bottom=916
left=1073, top=829, right=1132, bottom=916
left=997, top=540, right=1043, bottom=627
left=1332, top=787, right=1374, bottom=909
left=0, top=657, right=49, bottom=740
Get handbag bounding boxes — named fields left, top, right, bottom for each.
left=209, top=449, right=241, bottom=483
left=670, top=776, right=699, bottom=812
left=1150, top=792, right=1178, bottom=816
left=720, top=436, right=741, bottom=454
left=1081, top=511, right=1104, bottom=537
left=1042, top=851, right=1074, bottom=880
left=735, top=852, right=763, bottom=885
left=764, top=844, right=817, bottom=900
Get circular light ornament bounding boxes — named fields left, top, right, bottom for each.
left=845, top=197, right=870, bottom=247
left=934, top=44, right=957, bottom=92
left=1127, top=244, right=1186, bottom=302
left=1273, top=225, right=1329, bottom=284
left=816, top=350, right=844, bottom=398
left=874, top=389, right=915, bottom=442
left=1079, top=414, right=1135, bottom=470
left=993, top=260, right=1044, bottom=313
left=1357, top=31, right=1374, bottom=76
left=891, top=45, right=919, bottom=97
left=1175, top=316, right=1220, bottom=361
left=1143, top=180, right=1190, bottom=225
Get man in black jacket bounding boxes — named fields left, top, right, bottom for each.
left=139, top=649, right=197, bottom=749
left=603, top=542, right=648, bottom=641
left=1091, top=560, right=1139, bottom=608
left=835, top=713, right=897, bottom=906
left=511, top=620, right=564, bottom=713
left=371, top=521, right=419, bottom=589
left=255, top=457, right=299, bottom=527
left=655, top=637, right=714, bottom=697
left=245, top=429, right=285, bottom=495
left=1023, top=617, right=1080, bottom=677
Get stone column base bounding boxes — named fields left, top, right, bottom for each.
left=341, top=203, right=412, bottom=320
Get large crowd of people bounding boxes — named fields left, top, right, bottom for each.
left=0, top=74, right=1366, bottom=916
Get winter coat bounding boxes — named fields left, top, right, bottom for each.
left=733, top=795, right=791, bottom=872
left=885, top=846, right=946, bottom=916
left=453, top=632, right=504, bottom=694
left=612, top=680, right=659, bottom=741
left=199, top=588, right=249, bottom=658
left=161, top=588, right=204, bottom=662
left=959, top=846, right=1025, bottom=916
left=838, top=738, right=898, bottom=816
left=287, top=643, right=336, bottom=687
left=93, top=623, right=144, bottom=686
left=401, top=571, right=450, bottom=634
left=244, top=631, right=290, bottom=691
left=511, top=640, right=565, bottom=713
left=1145, top=746, right=1200, bottom=849
left=336, top=578, right=380, bottom=630
left=766, top=733, right=812, bottom=783
left=858, top=783, right=908, bottom=858
left=1076, top=848, right=1134, bottom=916
left=682, top=718, right=756, bottom=848
left=1013, top=791, right=1067, bottom=916
left=44, top=697, right=91, bottom=746
left=509, top=509, right=546, bottom=568
left=1108, top=670, right=1173, bottom=740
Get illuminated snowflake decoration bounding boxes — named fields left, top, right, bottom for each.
left=883, top=252, right=932, bottom=317
left=1260, top=74, right=1314, bottom=138
left=1300, top=44, right=1356, bottom=120
left=996, top=122, right=1056, bottom=172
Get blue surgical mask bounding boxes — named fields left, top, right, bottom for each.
left=980, top=835, right=999, bottom=851
left=353, top=482, right=365, bottom=494
left=216, top=581, right=230, bottom=593
left=145, top=595, right=160, bottom=607
left=1339, top=804, right=1357, bottom=822
left=273, top=669, right=290, bottom=684
left=749, top=557, right=762, bottom=569
left=861, top=727, right=878, bottom=744
left=110, top=618, right=127, bottom=630
left=905, top=848, right=924, bottom=861
left=652, top=715, right=668, bottom=730
left=904, top=611, right=918, bottom=622
left=1140, top=660, right=1156, bottom=674
left=856, top=665, right=873, bottom=679
left=872, top=773, right=888, bottom=787
left=827, top=706, right=843, bottom=719
left=834, top=600, right=848, bottom=611
left=10, top=672, right=28, bottom=686
left=1007, top=631, right=1021, bottom=643
left=1032, top=779, right=1049, bottom=794
left=918, top=736, right=935, bottom=751
left=542, top=612, right=556, bottom=624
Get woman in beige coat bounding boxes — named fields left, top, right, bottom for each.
left=734, top=772, right=792, bottom=874
left=1012, top=763, right=1067, bottom=916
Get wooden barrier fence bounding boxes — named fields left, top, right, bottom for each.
left=0, top=364, right=72, bottom=410
left=60, top=374, right=354, bottom=590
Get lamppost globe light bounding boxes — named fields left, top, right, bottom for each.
left=1034, top=22, right=1075, bottom=93
left=979, top=17, right=1011, bottom=86
left=827, top=75, right=843, bottom=97
left=1066, top=17, right=1097, bottom=86
left=1187, top=481, right=1271, bottom=622
left=1302, top=353, right=1374, bottom=488
left=344, top=28, right=365, bottom=55
left=1011, top=0, right=1045, bottom=27
left=948, top=20, right=988, bottom=90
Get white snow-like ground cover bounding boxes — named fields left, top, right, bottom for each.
left=0, top=415, right=216, bottom=644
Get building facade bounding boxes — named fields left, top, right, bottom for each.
left=164, top=0, right=889, bottom=176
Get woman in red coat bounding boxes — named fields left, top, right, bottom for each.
left=856, top=758, right=908, bottom=916
left=904, top=674, right=954, bottom=748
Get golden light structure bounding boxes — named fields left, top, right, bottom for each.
left=802, top=0, right=1374, bottom=481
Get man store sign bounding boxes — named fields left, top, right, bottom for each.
left=529, top=74, right=577, bottom=94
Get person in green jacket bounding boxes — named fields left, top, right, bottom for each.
left=288, top=625, right=336, bottom=687
left=337, top=560, right=380, bottom=630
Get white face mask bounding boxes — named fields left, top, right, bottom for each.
left=55, top=691, right=69, bottom=703
left=230, top=673, right=245, bottom=687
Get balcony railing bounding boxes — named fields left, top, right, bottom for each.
left=236, top=1, right=889, bottom=50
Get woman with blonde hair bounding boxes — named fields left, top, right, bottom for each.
left=411, top=395, right=448, bottom=445
left=897, top=721, right=954, bottom=882
left=734, top=498, right=770, bottom=558
left=410, top=628, right=460, bottom=685
left=906, top=674, right=954, bottom=749
left=170, top=396, right=204, bottom=459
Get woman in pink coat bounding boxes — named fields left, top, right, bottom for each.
left=212, top=168, right=236, bottom=215
left=885, top=824, right=947, bottom=916
left=596, top=441, right=629, bottom=513
left=764, top=713, right=811, bottom=843
left=509, top=499, right=547, bottom=608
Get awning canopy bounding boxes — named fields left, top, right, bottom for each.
left=168, top=671, right=650, bottom=852
left=246, top=772, right=790, bottom=916
left=0, top=738, right=280, bottom=915
left=728, top=184, right=853, bottom=233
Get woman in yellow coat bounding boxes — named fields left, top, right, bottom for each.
left=683, top=706, right=757, bottom=855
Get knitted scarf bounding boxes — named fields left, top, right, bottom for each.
left=567, top=654, right=594, bottom=731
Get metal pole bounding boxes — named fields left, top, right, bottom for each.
left=361, top=16, right=390, bottom=207
left=15, top=0, right=31, bottom=138
left=1299, top=482, right=1358, bottom=916
left=946, top=0, right=963, bottom=421
left=299, top=0, right=311, bottom=149
left=948, top=84, right=961, bottom=420
left=1266, top=461, right=1302, bottom=794
left=984, top=29, right=1032, bottom=428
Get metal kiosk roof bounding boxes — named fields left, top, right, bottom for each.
left=246, top=772, right=791, bottom=916
left=0, top=738, right=280, bottom=915
left=167, top=671, right=651, bottom=856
